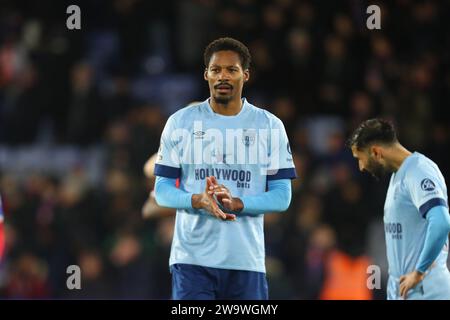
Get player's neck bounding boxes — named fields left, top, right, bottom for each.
left=210, top=97, right=243, bottom=116
left=389, top=144, right=412, bottom=172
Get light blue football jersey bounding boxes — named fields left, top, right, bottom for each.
left=154, top=98, right=296, bottom=273
left=384, top=152, right=450, bottom=299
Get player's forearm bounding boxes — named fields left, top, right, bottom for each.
left=154, top=176, right=193, bottom=209
left=239, top=179, right=292, bottom=215
left=415, top=205, right=450, bottom=273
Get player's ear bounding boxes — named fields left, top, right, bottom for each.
left=204, top=68, right=208, bottom=81
left=243, top=69, right=250, bottom=82
left=371, top=145, right=382, bottom=159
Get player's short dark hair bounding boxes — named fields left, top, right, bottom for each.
left=204, top=37, right=251, bottom=70
left=348, top=118, right=398, bottom=150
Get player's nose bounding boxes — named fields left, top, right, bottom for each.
left=218, top=70, right=230, bottom=81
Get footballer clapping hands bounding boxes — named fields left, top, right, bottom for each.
left=207, top=176, right=243, bottom=215
left=192, top=176, right=237, bottom=221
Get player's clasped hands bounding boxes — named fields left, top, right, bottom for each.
left=207, top=176, right=243, bottom=214
left=208, top=176, right=232, bottom=205
left=192, top=176, right=236, bottom=221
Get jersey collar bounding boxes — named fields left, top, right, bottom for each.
left=204, top=97, right=249, bottom=117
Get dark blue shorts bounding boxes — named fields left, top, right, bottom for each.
left=170, top=263, right=268, bottom=300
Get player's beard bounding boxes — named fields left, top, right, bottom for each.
left=213, top=94, right=232, bottom=105
left=213, top=82, right=234, bottom=105
left=366, top=157, right=390, bottom=180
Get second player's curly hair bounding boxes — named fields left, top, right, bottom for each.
left=348, top=118, right=398, bottom=150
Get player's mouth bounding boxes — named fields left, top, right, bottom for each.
left=215, top=83, right=233, bottom=94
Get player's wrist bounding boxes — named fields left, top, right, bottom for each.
left=191, top=194, right=203, bottom=209
left=413, top=269, right=426, bottom=281
left=232, top=197, right=243, bottom=212
left=414, top=269, right=424, bottom=276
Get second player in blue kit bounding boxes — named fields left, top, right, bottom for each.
left=350, top=119, right=450, bottom=300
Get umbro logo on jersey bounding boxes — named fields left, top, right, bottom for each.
left=193, top=131, right=205, bottom=138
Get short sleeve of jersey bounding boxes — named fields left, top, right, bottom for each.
left=405, top=163, right=448, bottom=218
left=266, top=116, right=297, bottom=180
left=154, top=115, right=181, bottom=178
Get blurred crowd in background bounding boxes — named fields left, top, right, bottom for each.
left=0, top=0, right=449, bottom=299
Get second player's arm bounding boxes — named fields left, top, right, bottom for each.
left=415, top=205, right=450, bottom=274
left=399, top=205, right=450, bottom=298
